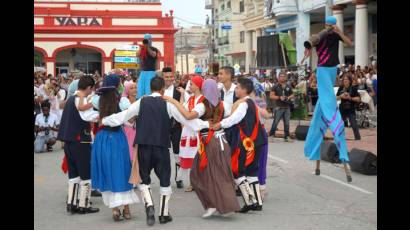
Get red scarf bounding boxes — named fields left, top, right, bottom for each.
left=197, top=102, right=224, bottom=172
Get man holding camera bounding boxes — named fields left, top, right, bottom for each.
left=138, top=33, right=159, bottom=98
left=268, top=72, right=294, bottom=142
left=34, top=101, right=59, bottom=153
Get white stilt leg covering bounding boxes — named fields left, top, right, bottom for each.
left=238, top=181, right=252, bottom=206
left=67, top=177, right=80, bottom=206
left=250, top=181, right=263, bottom=206
left=139, top=184, right=154, bottom=207
left=79, top=179, right=92, bottom=208
left=159, top=186, right=172, bottom=217
left=246, top=177, right=258, bottom=204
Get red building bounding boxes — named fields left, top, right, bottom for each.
left=34, top=0, right=177, bottom=76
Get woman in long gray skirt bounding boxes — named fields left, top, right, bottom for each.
left=164, top=79, right=240, bottom=218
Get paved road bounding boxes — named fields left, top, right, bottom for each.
left=34, top=138, right=376, bottom=230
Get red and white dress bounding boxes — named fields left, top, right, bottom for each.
left=177, top=94, right=205, bottom=181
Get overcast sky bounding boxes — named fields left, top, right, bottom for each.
left=161, top=0, right=211, bottom=28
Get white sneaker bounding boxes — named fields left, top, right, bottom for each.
left=202, top=208, right=217, bottom=218
left=221, top=212, right=234, bottom=217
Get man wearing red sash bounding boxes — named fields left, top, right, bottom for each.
left=212, top=78, right=267, bottom=213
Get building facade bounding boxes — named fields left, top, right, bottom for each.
left=34, top=0, right=176, bottom=76
left=174, top=26, right=209, bottom=74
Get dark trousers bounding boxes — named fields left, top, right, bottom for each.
left=64, top=142, right=91, bottom=180
left=170, top=126, right=182, bottom=155
left=224, top=126, right=239, bottom=155
left=269, top=107, right=291, bottom=138
left=341, top=110, right=361, bottom=140
left=138, top=144, right=171, bottom=187
left=235, top=145, right=263, bottom=178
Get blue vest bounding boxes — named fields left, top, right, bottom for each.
left=57, top=96, right=92, bottom=143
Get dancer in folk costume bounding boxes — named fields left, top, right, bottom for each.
left=176, top=75, right=206, bottom=192
left=211, top=78, right=267, bottom=213
left=164, top=79, right=240, bottom=218
left=119, top=81, right=138, bottom=161
left=102, top=76, right=206, bottom=226
left=90, top=75, right=140, bottom=221
left=57, top=76, right=100, bottom=215
left=248, top=77, right=271, bottom=200
left=162, top=67, right=184, bottom=188
left=302, top=16, right=353, bottom=182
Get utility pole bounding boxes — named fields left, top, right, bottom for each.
left=325, top=0, right=334, bottom=17
left=180, top=27, right=184, bottom=75
left=185, top=34, right=189, bottom=74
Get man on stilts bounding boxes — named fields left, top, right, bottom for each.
left=302, top=16, right=354, bottom=182
left=138, top=33, right=159, bottom=98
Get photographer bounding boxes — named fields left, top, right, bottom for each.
left=268, top=72, right=295, bottom=141
left=336, top=74, right=361, bottom=140
left=34, top=101, right=59, bottom=152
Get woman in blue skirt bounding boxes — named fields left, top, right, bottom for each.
left=91, top=75, right=140, bottom=221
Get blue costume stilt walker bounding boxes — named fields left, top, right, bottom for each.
left=138, top=33, right=158, bottom=98
left=302, top=16, right=353, bottom=182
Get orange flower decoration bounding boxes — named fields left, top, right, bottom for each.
left=242, top=137, right=255, bottom=152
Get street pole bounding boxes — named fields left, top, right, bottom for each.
left=325, top=0, right=334, bottom=17
left=185, top=34, right=189, bottom=74
left=180, top=27, right=184, bottom=75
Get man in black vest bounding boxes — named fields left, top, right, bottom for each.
left=57, top=76, right=100, bottom=215
left=102, top=76, right=203, bottom=226
left=162, top=67, right=184, bottom=189
left=212, top=78, right=267, bottom=213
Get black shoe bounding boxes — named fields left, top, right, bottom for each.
left=159, top=214, right=173, bottom=224
left=47, top=146, right=53, bottom=152
left=251, top=205, right=262, bottom=211
left=77, top=207, right=100, bottom=214
left=91, top=190, right=102, bottom=197
left=176, top=180, right=183, bottom=189
left=237, top=203, right=257, bottom=213
left=235, top=188, right=241, bottom=197
left=315, top=169, right=320, bottom=175
left=67, top=204, right=79, bottom=214
left=346, top=175, right=352, bottom=183
left=145, top=206, right=155, bottom=226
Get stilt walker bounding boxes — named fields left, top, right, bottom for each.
left=138, top=33, right=159, bottom=98
left=302, top=16, right=353, bottom=182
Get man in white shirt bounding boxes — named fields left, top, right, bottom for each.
left=34, top=101, right=59, bottom=153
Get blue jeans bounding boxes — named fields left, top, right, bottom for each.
left=269, top=107, right=290, bottom=138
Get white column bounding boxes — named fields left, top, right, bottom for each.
left=354, top=1, right=369, bottom=67
left=245, top=30, right=253, bottom=73
left=296, top=10, right=311, bottom=65
left=104, top=61, right=112, bottom=74
left=46, top=61, right=54, bottom=76
left=333, top=5, right=345, bottom=65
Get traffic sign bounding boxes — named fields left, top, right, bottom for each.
left=114, top=50, right=137, bottom=57
left=114, top=63, right=139, bottom=69
left=114, top=56, right=140, bottom=63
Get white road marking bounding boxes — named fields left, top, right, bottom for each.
left=268, top=154, right=289, bottom=164
left=314, top=173, right=374, bottom=194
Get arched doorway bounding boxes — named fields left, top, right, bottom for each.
left=34, top=49, right=45, bottom=67
left=55, top=47, right=102, bottom=75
